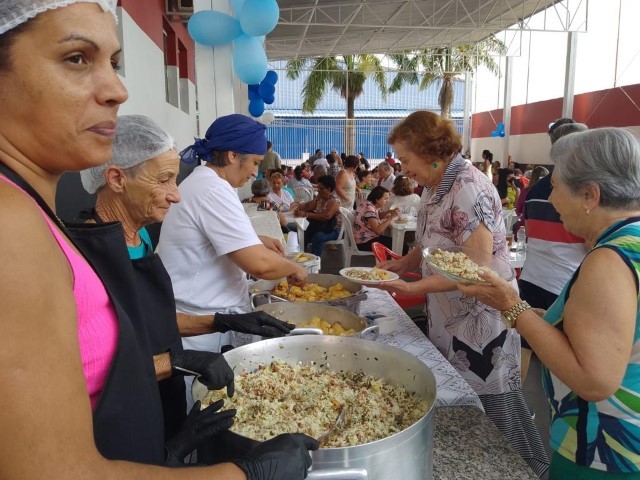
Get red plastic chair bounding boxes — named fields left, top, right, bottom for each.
left=371, top=242, right=425, bottom=309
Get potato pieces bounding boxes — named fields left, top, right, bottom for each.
left=273, top=281, right=351, bottom=302
left=298, top=316, right=356, bottom=336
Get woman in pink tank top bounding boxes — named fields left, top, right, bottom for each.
left=0, top=2, right=317, bottom=479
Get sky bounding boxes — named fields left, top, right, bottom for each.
left=474, top=0, right=640, bottom=113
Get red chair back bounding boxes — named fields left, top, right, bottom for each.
left=371, top=242, right=424, bottom=308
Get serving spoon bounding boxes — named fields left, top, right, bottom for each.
left=317, top=407, right=346, bottom=445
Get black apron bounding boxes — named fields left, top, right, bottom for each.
left=0, top=163, right=166, bottom=465
left=90, top=212, right=187, bottom=440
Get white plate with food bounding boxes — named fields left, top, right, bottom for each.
left=339, top=267, right=399, bottom=284
left=422, top=245, right=515, bottom=284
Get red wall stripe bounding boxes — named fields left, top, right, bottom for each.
left=119, top=0, right=195, bottom=83
left=527, top=219, right=584, bottom=243
left=472, top=83, right=640, bottom=138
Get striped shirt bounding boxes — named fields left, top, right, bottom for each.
left=542, top=218, right=640, bottom=472
left=521, top=175, right=586, bottom=294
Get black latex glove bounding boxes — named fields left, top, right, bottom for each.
left=165, top=400, right=236, bottom=466
left=171, top=349, right=235, bottom=396
left=214, top=311, right=296, bottom=337
left=232, top=433, right=319, bottom=480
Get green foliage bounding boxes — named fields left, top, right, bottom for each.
left=285, top=54, right=388, bottom=117
left=390, top=35, right=507, bottom=118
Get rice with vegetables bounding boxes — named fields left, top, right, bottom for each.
left=202, top=361, right=429, bottom=447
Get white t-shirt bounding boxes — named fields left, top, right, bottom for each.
left=157, top=165, right=261, bottom=315
left=379, top=173, right=396, bottom=191
left=388, top=193, right=421, bottom=212
left=313, top=157, right=329, bottom=168
left=267, top=189, right=294, bottom=210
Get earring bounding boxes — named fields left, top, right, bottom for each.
left=432, top=163, right=438, bottom=169
left=585, top=208, right=590, bottom=215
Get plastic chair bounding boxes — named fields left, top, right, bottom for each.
left=293, top=186, right=314, bottom=203
left=338, top=207, right=375, bottom=267
left=371, top=242, right=425, bottom=309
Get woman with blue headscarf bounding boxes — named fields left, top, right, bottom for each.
left=157, top=114, right=308, bottom=402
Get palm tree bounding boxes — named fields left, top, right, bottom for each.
left=286, top=54, right=387, bottom=154
left=389, top=35, right=507, bottom=118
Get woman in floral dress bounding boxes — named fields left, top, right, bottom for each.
left=376, top=111, right=549, bottom=476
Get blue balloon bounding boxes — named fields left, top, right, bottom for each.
left=249, top=98, right=265, bottom=117
left=263, top=94, right=275, bottom=105
left=188, top=11, right=241, bottom=46
left=258, top=81, right=275, bottom=98
left=232, top=0, right=244, bottom=15
left=233, top=35, right=268, bottom=85
left=248, top=89, right=261, bottom=101
left=490, top=131, right=500, bottom=137
left=264, top=70, right=278, bottom=85
left=240, top=0, right=279, bottom=36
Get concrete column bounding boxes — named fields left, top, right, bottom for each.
left=193, top=0, right=241, bottom=133
left=462, top=72, right=472, bottom=155
left=562, top=31, right=578, bottom=119
left=502, top=56, right=513, bottom=167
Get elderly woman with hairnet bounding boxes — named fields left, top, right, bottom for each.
left=81, top=114, right=296, bottom=445
left=156, top=114, right=308, bottom=405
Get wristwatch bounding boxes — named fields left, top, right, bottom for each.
left=500, top=300, right=531, bottom=328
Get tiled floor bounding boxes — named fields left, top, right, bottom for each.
left=319, top=244, right=552, bottom=478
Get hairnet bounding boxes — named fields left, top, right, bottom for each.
left=180, top=114, right=267, bottom=163
left=80, top=115, right=175, bottom=194
left=0, top=0, right=117, bottom=35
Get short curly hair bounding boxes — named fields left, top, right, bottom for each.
left=387, top=110, right=462, bottom=161
left=392, top=176, right=414, bottom=196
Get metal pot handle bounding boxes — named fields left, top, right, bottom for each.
left=307, top=468, right=368, bottom=480
left=360, top=324, right=379, bottom=341
left=250, top=290, right=273, bottom=308
left=289, top=327, right=324, bottom=336
left=249, top=291, right=289, bottom=308
left=328, top=292, right=368, bottom=308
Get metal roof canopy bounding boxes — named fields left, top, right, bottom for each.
left=265, top=0, right=587, bottom=60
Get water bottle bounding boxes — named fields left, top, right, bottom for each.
left=516, top=226, right=527, bottom=254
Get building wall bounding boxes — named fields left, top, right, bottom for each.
left=116, top=2, right=198, bottom=150
left=471, top=83, right=640, bottom=165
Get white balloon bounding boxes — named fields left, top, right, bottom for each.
left=261, top=112, right=276, bottom=125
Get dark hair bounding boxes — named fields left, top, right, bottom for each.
left=357, top=169, right=372, bottom=182
left=392, top=176, right=413, bottom=196
left=251, top=178, right=271, bottom=197
left=482, top=150, right=493, bottom=161
left=344, top=155, right=360, bottom=169
left=548, top=118, right=575, bottom=136
left=267, top=141, right=273, bottom=149
left=496, top=168, right=515, bottom=199
left=317, top=175, right=336, bottom=191
left=367, top=186, right=389, bottom=204
left=340, top=152, right=347, bottom=161
left=327, top=154, right=335, bottom=164
left=549, top=123, right=588, bottom=145
left=294, top=165, right=303, bottom=180
left=0, top=21, right=36, bottom=71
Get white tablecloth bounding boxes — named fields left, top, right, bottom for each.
left=390, top=219, right=417, bottom=254
left=360, top=288, right=483, bottom=409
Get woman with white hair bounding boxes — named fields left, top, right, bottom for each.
left=0, top=2, right=316, bottom=477
left=81, top=114, right=295, bottom=448
left=460, top=128, right=640, bottom=478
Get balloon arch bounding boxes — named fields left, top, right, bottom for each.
left=187, top=0, right=280, bottom=121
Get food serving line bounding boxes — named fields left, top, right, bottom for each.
left=229, top=280, right=538, bottom=479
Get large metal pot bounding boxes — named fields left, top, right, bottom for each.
left=254, top=302, right=379, bottom=340
left=250, top=273, right=367, bottom=314
left=193, top=336, right=436, bottom=480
